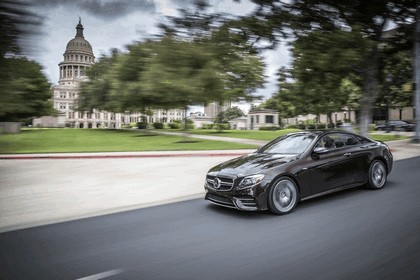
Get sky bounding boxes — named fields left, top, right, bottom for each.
left=25, top=0, right=291, bottom=113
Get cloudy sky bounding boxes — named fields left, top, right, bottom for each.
left=25, top=0, right=291, bottom=110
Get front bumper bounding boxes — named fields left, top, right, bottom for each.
left=204, top=181, right=270, bottom=211
left=205, top=192, right=259, bottom=211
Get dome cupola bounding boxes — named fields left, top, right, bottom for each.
left=64, top=17, right=93, bottom=55
left=58, top=17, right=95, bottom=83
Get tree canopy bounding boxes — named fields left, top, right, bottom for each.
left=0, top=0, right=53, bottom=122
left=244, top=0, right=416, bottom=135
left=0, top=57, right=52, bottom=121
left=214, top=106, right=245, bottom=123
left=78, top=3, right=265, bottom=114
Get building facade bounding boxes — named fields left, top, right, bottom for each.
left=49, top=19, right=183, bottom=129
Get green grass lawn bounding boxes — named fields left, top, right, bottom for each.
left=168, top=128, right=302, bottom=141
left=0, top=128, right=257, bottom=154
left=0, top=128, right=406, bottom=154
left=167, top=128, right=406, bottom=142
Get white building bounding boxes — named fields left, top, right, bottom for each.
left=44, top=19, right=184, bottom=128
left=248, top=109, right=279, bottom=130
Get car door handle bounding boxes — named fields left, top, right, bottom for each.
left=343, top=153, right=351, bottom=157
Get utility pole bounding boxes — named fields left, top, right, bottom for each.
left=414, top=2, right=420, bottom=142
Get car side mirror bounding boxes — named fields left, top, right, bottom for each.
left=313, top=147, right=329, bottom=154
left=312, top=147, right=328, bottom=160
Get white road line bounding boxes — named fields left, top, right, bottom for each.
left=76, top=268, right=124, bottom=280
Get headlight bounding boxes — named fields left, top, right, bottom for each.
left=238, top=174, right=265, bottom=189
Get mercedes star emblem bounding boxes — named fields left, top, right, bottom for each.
left=214, top=178, right=221, bottom=189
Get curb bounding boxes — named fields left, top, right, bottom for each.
left=0, top=151, right=251, bottom=160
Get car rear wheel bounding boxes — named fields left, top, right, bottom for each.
left=367, top=160, right=387, bottom=189
left=268, top=177, right=298, bottom=215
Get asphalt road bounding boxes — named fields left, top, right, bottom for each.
left=1, top=157, right=419, bottom=280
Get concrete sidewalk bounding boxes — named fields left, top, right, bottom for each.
left=0, top=137, right=419, bottom=233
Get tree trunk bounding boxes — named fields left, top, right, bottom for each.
left=359, top=52, right=379, bottom=136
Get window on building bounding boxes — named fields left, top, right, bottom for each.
left=256, top=115, right=260, bottom=123
left=265, top=115, right=274, bottom=124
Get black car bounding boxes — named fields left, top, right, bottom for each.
left=375, top=120, right=415, bottom=132
left=204, top=131, right=393, bottom=215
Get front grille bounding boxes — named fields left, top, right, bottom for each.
left=206, top=175, right=234, bottom=191
left=206, top=193, right=236, bottom=208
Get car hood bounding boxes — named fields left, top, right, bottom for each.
left=208, top=152, right=298, bottom=177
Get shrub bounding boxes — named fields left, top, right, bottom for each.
left=317, top=123, right=326, bottom=129
left=259, top=126, right=281, bottom=131
left=201, top=124, right=214, bottom=130
left=168, top=122, right=181, bottom=129
left=297, top=123, right=306, bottom=130
left=285, top=124, right=298, bottom=129
left=153, top=122, right=164, bottom=129
left=182, top=119, right=195, bottom=130
left=213, top=123, right=230, bottom=131
left=306, top=124, right=316, bottom=130
left=137, top=122, right=148, bottom=129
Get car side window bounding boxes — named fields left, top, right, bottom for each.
left=315, top=134, right=341, bottom=150
left=315, top=136, right=334, bottom=150
left=342, top=134, right=360, bottom=146
left=356, top=136, right=373, bottom=144
left=330, top=133, right=345, bottom=148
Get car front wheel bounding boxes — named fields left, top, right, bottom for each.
left=367, top=160, right=387, bottom=189
left=268, top=177, right=298, bottom=215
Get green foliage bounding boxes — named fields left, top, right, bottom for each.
left=259, top=126, right=281, bottom=131
left=377, top=50, right=413, bottom=109
left=213, top=123, right=230, bottom=131
left=182, top=119, right=195, bottom=130
left=78, top=4, right=265, bottom=115
left=0, top=1, right=52, bottom=122
left=285, top=124, right=298, bottom=129
left=214, top=106, right=245, bottom=123
left=0, top=57, right=54, bottom=121
left=246, top=0, right=416, bottom=135
left=201, top=124, right=214, bottom=130
left=153, top=122, right=164, bottom=129
left=0, top=0, right=41, bottom=57
left=168, top=122, right=181, bottom=129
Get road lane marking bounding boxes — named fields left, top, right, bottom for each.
left=76, top=268, right=124, bottom=280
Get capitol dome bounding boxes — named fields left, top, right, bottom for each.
left=58, top=18, right=95, bottom=83
left=64, top=18, right=93, bottom=55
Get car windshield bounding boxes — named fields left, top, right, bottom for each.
left=259, top=133, right=316, bottom=154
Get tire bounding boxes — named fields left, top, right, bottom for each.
left=367, top=160, right=387, bottom=190
left=268, top=177, right=298, bottom=215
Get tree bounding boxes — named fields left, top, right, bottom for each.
left=244, top=0, right=416, bottom=135
left=0, top=57, right=52, bottom=121
left=214, top=106, right=245, bottom=123
left=0, top=1, right=53, bottom=123
left=78, top=4, right=265, bottom=118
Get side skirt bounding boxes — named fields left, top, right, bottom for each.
left=300, top=183, right=365, bottom=202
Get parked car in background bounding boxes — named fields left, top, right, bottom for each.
left=375, top=120, right=415, bottom=132
left=204, top=131, right=393, bottom=215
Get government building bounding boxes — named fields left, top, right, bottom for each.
left=35, top=19, right=184, bottom=128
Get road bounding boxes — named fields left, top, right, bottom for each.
left=1, top=157, right=419, bottom=279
